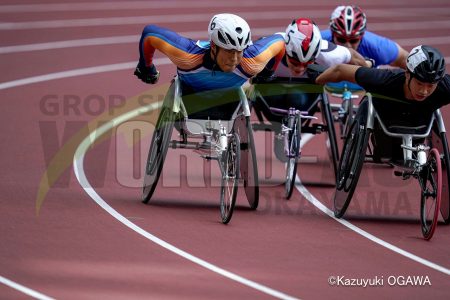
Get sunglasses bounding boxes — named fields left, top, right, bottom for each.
left=334, top=35, right=361, bottom=45
left=287, top=55, right=313, bottom=68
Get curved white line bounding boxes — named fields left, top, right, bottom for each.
left=72, top=102, right=299, bottom=300
left=0, top=276, right=54, bottom=300
left=0, top=52, right=446, bottom=298
left=294, top=173, right=450, bottom=275
left=3, top=33, right=450, bottom=55
left=0, top=58, right=171, bottom=91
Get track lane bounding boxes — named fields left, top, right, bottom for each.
left=1, top=0, right=450, bottom=298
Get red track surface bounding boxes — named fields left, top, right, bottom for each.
left=1, top=1, right=449, bottom=299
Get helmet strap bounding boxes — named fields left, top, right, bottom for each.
left=210, top=42, right=220, bottom=75
left=406, top=71, right=415, bottom=98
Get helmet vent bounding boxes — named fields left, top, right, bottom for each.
left=217, top=31, right=227, bottom=45
left=225, top=32, right=236, bottom=46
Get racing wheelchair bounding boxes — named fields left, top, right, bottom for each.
left=334, top=93, right=450, bottom=240
left=142, top=76, right=259, bottom=224
left=249, top=76, right=339, bottom=198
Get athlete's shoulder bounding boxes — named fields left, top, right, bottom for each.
left=317, top=41, right=350, bottom=66
left=244, top=33, right=284, bottom=57
left=361, top=31, right=396, bottom=46
left=142, top=24, right=205, bottom=54
left=320, top=29, right=333, bottom=41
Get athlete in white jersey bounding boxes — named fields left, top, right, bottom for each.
left=253, top=18, right=368, bottom=110
left=275, top=38, right=353, bottom=78
left=274, top=18, right=367, bottom=78
left=251, top=18, right=368, bottom=161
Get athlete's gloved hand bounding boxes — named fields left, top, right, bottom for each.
left=134, top=62, right=160, bottom=84
left=306, top=64, right=327, bottom=83
left=250, top=74, right=277, bottom=84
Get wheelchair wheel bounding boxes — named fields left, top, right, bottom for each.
left=420, top=148, right=442, bottom=240
left=429, top=128, right=450, bottom=224
left=220, top=132, right=240, bottom=224
left=285, top=115, right=301, bottom=199
left=142, top=107, right=175, bottom=203
left=236, top=116, right=259, bottom=210
left=320, top=97, right=339, bottom=181
left=334, top=117, right=370, bottom=218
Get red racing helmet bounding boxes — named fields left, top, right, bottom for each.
left=329, top=5, right=367, bottom=38
left=285, top=18, right=322, bottom=62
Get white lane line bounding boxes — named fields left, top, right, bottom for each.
left=0, top=53, right=444, bottom=297
left=3, top=31, right=450, bottom=55
left=0, top=0, right=343, bottom=12
left=0, top=35, right=140, bottom=54
left=2, top=12, right=450, bottom=30
left=2, top=54, right=450, bottom=92
left=293, top=156, right=450, bottom=275
left=0, top=61, right=133, bottom=90
left=72, top=102, right=299, bottom=300
left=0, top=276, right=54, bottom=300
left=0, top=58, right=171, bottom=91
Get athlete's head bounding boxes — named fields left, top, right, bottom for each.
left=285, top=18, right=322, bottom=76
left=208, top=13, right=252, bottom=72
left=329, top=5, right=366, bottom=50
left=405, top=45, right=446, bottom=101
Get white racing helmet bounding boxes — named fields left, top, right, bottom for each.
left=285, top=18, right=322, bottom=62
left=208, top=13, right=252, bottom=51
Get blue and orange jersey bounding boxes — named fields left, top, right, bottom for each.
left=139, top=24, right=285, bottom=92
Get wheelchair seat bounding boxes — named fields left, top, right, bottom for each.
left=387, top=124, right=429, bottom=135
left=181, top=86, right=241, bottom=120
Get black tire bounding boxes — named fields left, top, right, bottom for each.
left=333, top=116, right=370, bottom=218
left=420, top=148, right=442, bottom=240
left=320, top=97, right=339, bottom=182
left=220, top=133, right=240, bottom=224
left=285, top=115, right=301, bottom=199
left=236, top=116, right=259, bottom=210
left=142, top=107, right=175, bottom=203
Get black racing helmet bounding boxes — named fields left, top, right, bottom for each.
left=407, top=45, right=446, bottom=83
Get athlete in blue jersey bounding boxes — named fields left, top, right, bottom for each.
left=134, top=13, right=285, bottom=94
left=321, top=5, right=408, bottom=69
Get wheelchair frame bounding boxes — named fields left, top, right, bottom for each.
left=142, top=76, right=259, bottom=224
left=334, top=93, right=449, bottom=240
left=250, top=77, right=339, bottom=190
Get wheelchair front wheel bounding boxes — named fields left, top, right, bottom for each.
left=420, top=148, right=442, bottom=240
left=220, top=132, right=241, bottom=224
left=285, top=116, right=301, bottom=199
left=142, top=107, right=175, bottom=203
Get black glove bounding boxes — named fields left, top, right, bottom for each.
left=250, top=74, right=277, bottom=84
left=250, top=67, right=278, bottom=84
left=306, top=64, right=327, bottom=83
left=134, top=62, right=160, bottom=84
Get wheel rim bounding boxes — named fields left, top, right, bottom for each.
left=285, top=122, right=299, bottom=199
left=336, top=120, right=359, bottom=191
left=220, top=134, right=240, bottom=223
left=420, top=148, right=442, bottom=240
left=142, top=108, right=174, bottom=201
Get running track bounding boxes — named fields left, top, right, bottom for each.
left=0, top=0, right=449, bottom=299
